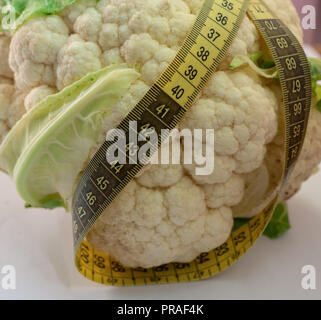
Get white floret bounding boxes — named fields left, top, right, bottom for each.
left=136, top=164, right=184, bottom=188
left=74, top=8, right=103, bottom=42
left=87, top=176, right=233, bottom=268
left=164, top=177, right=207, bottom=226
left=9, top=16, right=69, bottom=91
left=56, top=35, right=102, bottom=89
left=24, top=86, right=57, bottom=111
left=62, top=0, right=98, bottom=28
left=0, top=84, right=26, bottom=128
left=204, top=174, right=245, bottom=209
left=0, top=34, right=13, bottom=78
left=0, top=84, right=14, bottom=121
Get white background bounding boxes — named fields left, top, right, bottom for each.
left=0, top=47, right=320, bottom=300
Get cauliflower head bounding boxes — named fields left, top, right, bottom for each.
left=1, top=0, right=321, bottom=268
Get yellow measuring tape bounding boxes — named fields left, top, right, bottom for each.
left=72, top=0, right=312, bottom=286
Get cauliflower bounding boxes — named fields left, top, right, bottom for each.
left=0, top=0, right=321, bottom=268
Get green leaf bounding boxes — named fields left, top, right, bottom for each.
left=233, top=218, right=250, bottom=231
left=25, top=195, right=64, bottom=209
left=249, top=51, right=275, bottom=69
left=309, top=58, right=321, bottom=113
left=308, top=57, right=321, bottom=92
left=263, top=203, right=291, bottom=239
left=39, top=194, right=65, bottom=209
left=233, top=203, right=291, bottom=239
left=229, top=51, right=278, bottom=79
left=0, top=0, right=79, bottom=31
left=0, top=64, right=139, bottom=209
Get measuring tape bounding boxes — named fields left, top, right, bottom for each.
left=71, top=0, right=311, bottom=286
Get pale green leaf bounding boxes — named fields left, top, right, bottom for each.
left=0, top=64, right=139, bottom=209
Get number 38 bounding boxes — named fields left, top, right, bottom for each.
left=222, top=0, right=234, bottom=11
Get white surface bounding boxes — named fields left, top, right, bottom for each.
left=0, top=46, right=321, bottom=300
